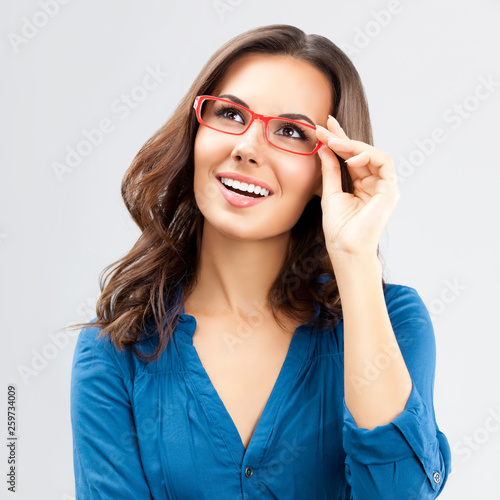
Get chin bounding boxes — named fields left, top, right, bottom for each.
left=205, top=215, right=296, bottom=243
left=212, top=221, right=271, bottom=241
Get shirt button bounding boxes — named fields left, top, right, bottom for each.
left=433, top=472, right=441, bottom=484
left=245, top=467, right=253, bottom=478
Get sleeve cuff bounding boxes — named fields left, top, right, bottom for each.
left=342, top=381, right=451, bottom=492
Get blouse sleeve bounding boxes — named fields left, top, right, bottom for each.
left=70, top=321, right=153, bottom=499
left=341, top=285, right=452, bottom=499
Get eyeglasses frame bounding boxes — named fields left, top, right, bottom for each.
left=193, top=95, right=323, bottom=156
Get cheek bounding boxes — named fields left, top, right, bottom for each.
left=193, top=132, right=219, bottom=179
left=193, top=131, right=211, bottom=172
left=193, top=133, right=220, bottom=211
left=194, top=128, right=232, bottom=163
left=279, top=157, right=322, bottom=199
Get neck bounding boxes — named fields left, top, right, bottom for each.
left=184, top=220, right=290, bottom=318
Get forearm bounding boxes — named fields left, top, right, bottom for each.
left=331, top=251, right=412, bottom=430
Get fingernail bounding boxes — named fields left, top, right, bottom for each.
left=345, top=151, right=366, bottom=163
left=328, top=115, right=344, bottom=130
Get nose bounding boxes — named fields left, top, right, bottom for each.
left=230, top=118, right=268, bottom=165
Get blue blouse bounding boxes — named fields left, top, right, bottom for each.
left=70, top=283, right=451, bottom=499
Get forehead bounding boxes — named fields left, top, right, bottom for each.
left=212, top=54, right=333, bottom=126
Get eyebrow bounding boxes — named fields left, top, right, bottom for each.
left=217, top=94, right=316, bottom=127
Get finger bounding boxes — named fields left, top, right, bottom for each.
left=344, top=151, right=372, bottom=178
left=315, top=127, right=370, bottom=178
left=326, top=115, right=350, bottom=140
left=345, top=149, right=398, bottom=187
left=316, top=126, right=396, bottom=182
left=315, top=125, right=374, bottom=161
left=315, top=126, right=371, bottom=165
left=317, top=146, right=344, bottom=195
left=326, top=137, right=389, bottom=172
left=316, top=125, right=344, bottom=145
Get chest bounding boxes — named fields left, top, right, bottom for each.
left=191, top=316, right=295, bottom=450
left=131, top=316, right=349, bottom=498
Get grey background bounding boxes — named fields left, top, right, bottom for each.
left=1, top=0, right=499, bottom=498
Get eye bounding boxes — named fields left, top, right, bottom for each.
left=214, top=105, right=246, bottom=125
left=275, top=122, right=308, bottom=141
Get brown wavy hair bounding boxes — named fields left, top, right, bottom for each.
left=66, top=24, right=386, bottom=362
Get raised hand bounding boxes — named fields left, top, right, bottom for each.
left=315, top=115, right=400, bottom=259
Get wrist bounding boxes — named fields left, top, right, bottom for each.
left=328, top=248, right=380, bottom=266
left=328, top=250, right=382, bottom=283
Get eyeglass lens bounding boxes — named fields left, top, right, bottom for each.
left=199, top=98, right=318, bottom=154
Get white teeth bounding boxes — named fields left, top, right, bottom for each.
left=219, top=177, right=270, bottom=197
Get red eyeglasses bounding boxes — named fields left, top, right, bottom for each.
left=193, top=95, right=323, bottom=156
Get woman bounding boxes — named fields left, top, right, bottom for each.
left=70, top=24, right=451, bottom=499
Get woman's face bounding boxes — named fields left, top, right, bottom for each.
left=193, top=53, right=332, bottom=242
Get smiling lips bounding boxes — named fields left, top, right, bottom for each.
left=216, top=172, right=274, bottom=208
left=220, top=177, right=270, bottom=198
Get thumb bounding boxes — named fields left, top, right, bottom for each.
left=318, top=146, right=343, bottom=197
